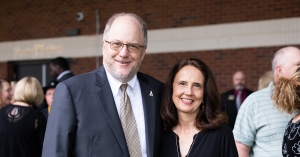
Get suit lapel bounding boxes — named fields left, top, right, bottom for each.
left=95, top=66, right=130, bottom=157
left=138, top=73, right=156, bottom=157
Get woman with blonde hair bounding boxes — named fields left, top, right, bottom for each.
left=0, top=78, right=13, bottom=108
left=273, top=66, right=300, bottom=156
left=0, top=76, right=46, bottom=157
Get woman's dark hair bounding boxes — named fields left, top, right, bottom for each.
left=160, top=58, right=227, bottom=132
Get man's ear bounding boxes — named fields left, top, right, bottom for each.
left=276, top=66, right=283, bottom=77
left=140, top=47, right=146, bottom=61
left=102, top=41, right=106, bottom=51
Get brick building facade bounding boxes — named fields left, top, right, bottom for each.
left=1, top=0, right=300, bottom=92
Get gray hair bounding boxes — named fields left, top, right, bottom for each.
left=103, top=13, right=148, bottom=46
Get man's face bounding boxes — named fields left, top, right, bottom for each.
left=233, top=72, right=246, bottom=90
left=102, top=15, right=146, bottom=83
left=49, top=63, right=60, bottom=78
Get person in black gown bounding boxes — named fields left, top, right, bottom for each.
left=272, top=66, right=300, bottom=156
left=0, top=76, right=46, bottom=157
left=159, top=58, right=238, bottom=157
left=41, top=80, right=59, bottom=119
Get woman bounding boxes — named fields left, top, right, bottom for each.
left=41, top=80, right=58, bottom=118
left=0, top=77, right=46, bottom=157
left=273, top=66, right=300, bottom=156
left=0, top=78, right=13, bottom=108
left=159, top=58, right=238, bottom=157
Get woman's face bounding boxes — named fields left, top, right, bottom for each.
left=172, top=65, right=204, bottom=116
left=45, top=88, right=55, bottom=107
left=1, top=81, right=12, bottom=107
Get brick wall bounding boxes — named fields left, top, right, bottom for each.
left=140, top=46, right=283, bottom=93
left=1, top=0, right=299, bottom=41
left=0, top=62, right=13, bottom=80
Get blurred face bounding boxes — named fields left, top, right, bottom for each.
left=233, top=71, right=245, bottom=90
left=1, top=82, right=12, bottom=107
left=172, top=65, right=204, bottom=116
left=102, top=15, right=146, bottom=83
left=49, top=63, right=60, bottom=78
left=45, top=88, right=55, bottom=107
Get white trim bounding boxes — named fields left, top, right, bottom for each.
left=0, top=17, right=299, bottom=62
left=147, top=17, right=300, bottom=53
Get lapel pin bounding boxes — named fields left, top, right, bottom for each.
left=149, top=91, right=153, bottom=97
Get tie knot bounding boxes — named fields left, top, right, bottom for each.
left=120, top=83, right=128, bottom=92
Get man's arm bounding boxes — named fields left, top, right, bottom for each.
left=42, top=82, right=77, bottom=157
left=235, top=141, right=251, bottom=157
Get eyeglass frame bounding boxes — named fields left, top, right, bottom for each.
left=104, top=40, right=146, bottom=53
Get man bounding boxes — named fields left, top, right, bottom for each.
left=42, top=13, right=164, bottom=157
left=221, top=71, right=253, bottom=129
left=49, top=57, right=74, bottom=82
left=233, top=46, right=300, bottom=157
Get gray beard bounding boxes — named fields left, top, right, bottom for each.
left=103, top=60, right=141, bottom=83
left=234, top=85, right=244, bottom=91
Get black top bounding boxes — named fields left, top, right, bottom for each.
left=0, top=104, right=47, bottom=157
left=159, top=124, right=238, bottom=157
left=282, top=118, right=300, bottom=156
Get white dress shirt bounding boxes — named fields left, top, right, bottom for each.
left=56, top=70, right=72, bottom=81
left=106, top=70, right=147, bottom=157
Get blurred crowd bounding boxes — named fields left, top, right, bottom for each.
left=0, top=12, right=299, bottom=157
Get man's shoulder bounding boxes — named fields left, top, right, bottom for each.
left=244, top=88, right=254, bottom=94
left=62, top=68, right=99, bottom=85
left=240, top=86, right=273, bottom=110
left=247, top=86, right=271, bottom=99
left=137, top=72, right=164, bottom=86
left=221, top=89, right=234, bottom=96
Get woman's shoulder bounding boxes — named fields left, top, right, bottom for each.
left=206, top=124, right=232, bottom=135
left=162, top=130, right=175, bottom=136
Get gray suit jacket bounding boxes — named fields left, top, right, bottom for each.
left=42, top=66, right=164, bottom=157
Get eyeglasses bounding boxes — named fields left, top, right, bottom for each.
left=105, top=40, right=145, bottom=53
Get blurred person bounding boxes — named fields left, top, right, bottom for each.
left=10, top=81, right=17, bottom=104
left=272, top=66, right=300, bottom=156
left=41, top=80, right=59, bottom=119
left=42, top=13, right=164, bottom=157
left=38, top=56, right=73, bottom=110
left=49, top=57, right=74, bottom=82
left=0, top=78, right=13, bottom=108
left=0, top=76, right=46, bottom=157
left=159, top=58, right=238, bottom=157
left=258, top=70, right=273, bottom=90
left=233, top=46, right=300, bottom=157
left=221, top=71, right=253, bottom=129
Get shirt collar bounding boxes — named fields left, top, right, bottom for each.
left=105, top=69, right=137, bottom=97
left=56, top=70, right=72, bottom=80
